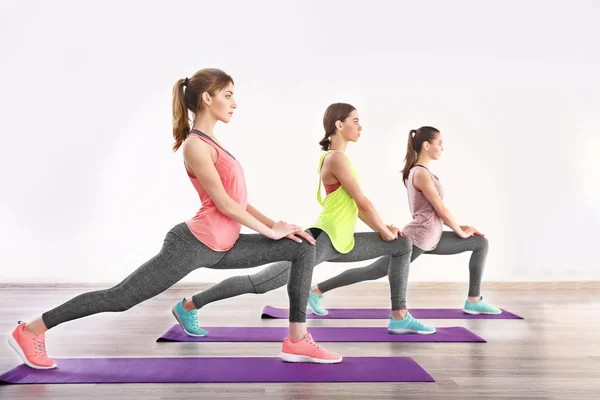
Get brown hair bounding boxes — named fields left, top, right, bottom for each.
left=401, top=126, right=440, bottom=183
left=172, top=68, right=234, bottom=151
left=319, top=103, right=356, bottom=151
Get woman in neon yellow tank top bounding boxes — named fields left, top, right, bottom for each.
left=188, top=103, right=437, bottom=343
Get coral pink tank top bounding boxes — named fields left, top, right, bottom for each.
left=184, top=130, right=248, bottom=251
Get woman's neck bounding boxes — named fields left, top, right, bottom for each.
left=192, top=112, right=217, bottom=138
left=415, top=154, right=431, bottom=168
left=329, top=135, right=348, bottom=153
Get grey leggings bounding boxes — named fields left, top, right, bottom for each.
left=195, top=229, right=413, bottom=311
left=42, top=222, right=316, bottom=328
left=318, top=231, right=489, bottom=297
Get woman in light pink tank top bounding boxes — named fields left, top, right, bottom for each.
left=402, top=165, right=444, bottom=251
left=400, top=126, right=501, bottom=314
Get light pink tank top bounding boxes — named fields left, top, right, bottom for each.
left=402, top=165, right=444, bottom=251
left=184, top=130, right=248, bottom=251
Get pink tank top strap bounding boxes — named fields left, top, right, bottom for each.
left=411, top=164, right=436, bottom=187
left=187, top=129, right=236, bottom=159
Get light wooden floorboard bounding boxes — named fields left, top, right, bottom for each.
left=0, top=283, right=598, bottom=399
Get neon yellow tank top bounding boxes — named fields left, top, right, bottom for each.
left=310, top=150, right=359, bottom=253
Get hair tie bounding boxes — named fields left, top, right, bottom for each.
left=183, top=77, right=190, bottom=87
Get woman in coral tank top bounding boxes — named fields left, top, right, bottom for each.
left=8, top=68, right=341, bottom=369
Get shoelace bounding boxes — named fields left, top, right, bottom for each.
left=303, top=335, right=321, bottom=349
left=414, top=320, right=427, bottom=328
left=33, top=337, right=47, bottom=354
left=397, top=314, right=426, bottom=328
left=412, top=318, right=431, bottom=329
left=187, top=309, right=199, bottom=325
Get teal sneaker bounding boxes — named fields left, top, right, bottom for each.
left=171, top=298, right=208, bottom=337
left=463, top=296, right=502, bottom=315
left=388, top=312, right=436, bottom=335
left=308, top=291, right=329, bottom=316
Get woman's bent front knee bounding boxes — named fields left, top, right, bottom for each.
left=393, top=236, right=413, bottom=257
left=474, top=235, right=489, bottom=250
left=293, top=240, right=317, bottom=263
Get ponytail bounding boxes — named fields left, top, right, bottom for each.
left=401, top=129, right=418, bottom=183
left=319, top=131, right=334, bottom=151
left=401, top=126, right=440, bottom=183
left=172, top=78, right=190, bottom=151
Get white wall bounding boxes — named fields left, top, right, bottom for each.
left=1, top=0, right=599, bottom=284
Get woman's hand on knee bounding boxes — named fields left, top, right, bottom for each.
left=386, top=224, right=404, bottom=238
left=285, top=230, right=316, bottom=245
left=459, top=225, right=484, bottom=237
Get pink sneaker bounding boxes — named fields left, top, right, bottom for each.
left=8, top=322, right=57, bottom=369
left=280, top=333, right=342, bottom=364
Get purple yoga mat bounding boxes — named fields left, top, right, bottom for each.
left=0, top=357, right=434, bottom=384
left=261, top=306, right=523, bottom=320
left=157, top=325, right=485, bottom=343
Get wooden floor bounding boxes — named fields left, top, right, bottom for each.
left=0, top=283, right=598, bottom=399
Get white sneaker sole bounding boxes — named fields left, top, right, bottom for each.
left=463, top=309, right=502, bottom=315
left=388, top=328, right=436, bottom=335
left=171, top=307, right=207, bottom=337
left=7, top=335, right=57, bottom=370
left=280, top=352, right=342, bottom=364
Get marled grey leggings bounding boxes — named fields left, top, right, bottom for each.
left=318, top=231, right=489, bottom=297
left=42, top=222, right=316, bottom=328
left=194, top=229, right=413, bottom=311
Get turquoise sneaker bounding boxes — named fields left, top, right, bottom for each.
left=388, top=312, right=436, bottom=335
left=171, top=298, right=208, bottom=337
left=308, top=291, right=329, bottom=316
left=463, top=296, right=502, bottom=315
